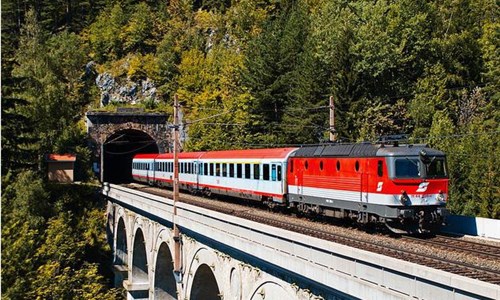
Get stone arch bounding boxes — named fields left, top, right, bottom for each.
left=154, top=241, right=177, bottom=299
left=185, top=247, right=223, bottom=300
left=132, top=228, right=149, bottom=284
left=190, top=264, right=221, bottom=300
left=115, top=217, right=128, bottom=266
left=249, top=281, right=292, bottom=300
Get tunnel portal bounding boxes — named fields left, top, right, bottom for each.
left=86, top=110, right=171, bottom=184
left=104, top=129, right=159, bottom=183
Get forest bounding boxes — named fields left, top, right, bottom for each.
left=1, top=0, right=498, bottom=298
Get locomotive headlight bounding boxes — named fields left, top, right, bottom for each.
left=436, top=190, right=446, bottom=202
left=399, top=190, right=410, bottom=205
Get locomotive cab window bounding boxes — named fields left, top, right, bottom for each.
left=377, top=161, right=384, bottom=177
left=395, top=158, right=421, bottom=178
left=355, top=161, right=359, bottom=172
left=336, top=161, right=341, bottom=171
left=425, top=156, right=447, bottom=178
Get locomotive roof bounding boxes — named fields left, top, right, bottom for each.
left=291, top=143, right=445, bottom=158
left=377, top=144, right=445, bottom=157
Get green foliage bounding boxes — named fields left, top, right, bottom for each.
left=1, top=173, right=118, bottom=299
left=1, top=220, right=40, bottom=299
left=87, top=4, right=128, bottom=62
left=3, top=170, right=51, bottom=227
left=122, top=2, right=154, bottom=52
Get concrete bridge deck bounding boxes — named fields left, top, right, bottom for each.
left=104, top=183, right=500, bottom=299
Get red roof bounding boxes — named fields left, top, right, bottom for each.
left=200, top=148, right=298, bottom=159
left=133, top=148, right=298, bottom=161
left=46, top=154, right=76, bottom=162
left=156, top=152, right=206, bottom=160
left=134, top=154, right=159, bottom=159
left=134, top=152, right=206, bottom=160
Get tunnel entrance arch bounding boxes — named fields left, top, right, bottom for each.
left=104, top=129, right=158, bottom=183
left=190, top=264, right=220, bottom=300
left=86, top=110, right=171, bottom=183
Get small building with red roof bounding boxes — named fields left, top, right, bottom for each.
left=46, top=154, right=77, bottom=183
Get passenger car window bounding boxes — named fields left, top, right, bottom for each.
left=263, top=164, right=270, bottom=180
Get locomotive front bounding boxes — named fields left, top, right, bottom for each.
left=378, top=145, right=449, bottom=233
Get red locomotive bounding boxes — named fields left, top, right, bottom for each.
left=132, top=143, right=448, bottom=233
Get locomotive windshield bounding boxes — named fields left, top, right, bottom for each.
left=424, top=156, right=447, bottom=178
left=395, top=158, right=421, bottom=178
left=393, top=156, right=447, bottom=179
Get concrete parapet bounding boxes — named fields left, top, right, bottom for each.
left=444, top=214, right=500, bottom=240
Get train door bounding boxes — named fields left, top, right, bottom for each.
left=361, top=160, right=369, bottom=202
left=147, top=162, right=152, bottom=185
left=296, top=160, right=304, bottom=197
left=194, top=161, right=200, bottom=190
left=270, top=162, right=283, bottom=195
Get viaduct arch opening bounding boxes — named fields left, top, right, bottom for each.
left=103, top=129, right=158, bottom=183
left=115, top=218, right=128, bottom=266
left=190, top=264, right=220, bottom=300
left=154, top=243, right=177, bottom=299
left=132, top=228, right=149, bottom=284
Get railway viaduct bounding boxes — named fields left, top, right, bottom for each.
left=104, top=184, right=500, bottom=300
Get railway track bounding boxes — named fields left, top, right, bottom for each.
left=122, top=183, right=500, bottom=285
left=402, top=234, right=500, bottom=262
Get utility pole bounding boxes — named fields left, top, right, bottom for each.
left=329, top=96, right=337, bottom=142
left=173, top=94, right=182, bottom=285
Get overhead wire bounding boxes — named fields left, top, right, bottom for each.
left=104, top=140, right=157, bottom=155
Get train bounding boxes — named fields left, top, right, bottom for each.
left=132, top=143, right=449, bottom=234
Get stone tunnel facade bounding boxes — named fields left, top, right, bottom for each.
left=86, top=110, right=171, bottom=156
